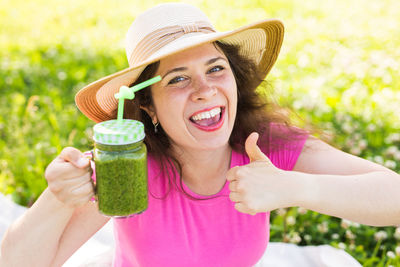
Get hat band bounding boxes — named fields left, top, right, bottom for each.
left=128, top=21, right=215, bottom=66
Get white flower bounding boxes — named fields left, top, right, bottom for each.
left=358, top=140, right=368, bottom=150
left=386, top=133, right=400, bottom=143
left=276, top=208, right=287, bottom=216
left=57, top=71, right=67, bottom=80
left=293, top=100, right=303, bottom=110
left=345, top=230, right=355, bottom=240
left=297, top=54, right=310, bottom=68
left=346, top=139, right=355, bottom=148
left=374, top=230, right=388, bottom=241
left=386, top=251, right=395, bottom=259
left=394, top=151, right=400, bottom=161
left=350, top=147, right=361, bottom=155
left=338, top=242, right=346, bottom=250
left=395, top=246, right=400, bottom=256
left=297, top=207, right=308, bottom=215
left=394, top=227, right=400, bottom=240
left=383, top=73, right=392, bottom=84
left=341, top=219, right=351, bottom=229
left=386, top=146, right=398, bottom=156
left=373, top=156, right=384, bottom=165
left=286, top=216, right=296, bottom=226
left=384, top=160, right=397, bottom=169
left=289, top=232, right=302, bottom=244
left=317, top=221, right=329, bottom=233
left=332, top=233, right=340, bottom=240
left=342, top=122, right=353, bottom=134
left=304, top=234, right=312, bottom=242
left=367, top=124, right=376, bottom=132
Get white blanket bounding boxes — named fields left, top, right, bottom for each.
left=0, top=193, right=361, bottom=267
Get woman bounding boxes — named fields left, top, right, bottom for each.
left=1, top=3, right=400, bottom=267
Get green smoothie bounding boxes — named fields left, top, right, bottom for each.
left=94, top=141, right=148, bottom=217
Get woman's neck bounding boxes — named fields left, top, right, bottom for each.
left=171, top=144, right=232, bottom=195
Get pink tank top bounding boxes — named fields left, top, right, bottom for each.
left=112, top=125, right=308, bottom=266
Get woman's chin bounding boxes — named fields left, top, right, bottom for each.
left=190, top=133, right=231, bottom=151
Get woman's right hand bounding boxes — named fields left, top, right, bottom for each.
left=44, top=147, right=94, bottom=208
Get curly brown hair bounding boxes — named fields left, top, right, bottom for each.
left=112, top=41, right=297, bottom=198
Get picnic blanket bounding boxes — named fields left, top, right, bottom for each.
left=0, top=193, right=361, bottom=267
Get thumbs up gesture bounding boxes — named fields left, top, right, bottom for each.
left=245, top=132, right=271, bottom=163
left=227, top=132, right=294, bottom=215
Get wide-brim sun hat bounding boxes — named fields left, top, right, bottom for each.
left=75, top=2, right=284, bottom=123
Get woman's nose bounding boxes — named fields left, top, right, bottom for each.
left=190, top=77, right=217, bottom=101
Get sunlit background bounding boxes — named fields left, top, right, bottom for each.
left=1, top=0, right=400, bottom=265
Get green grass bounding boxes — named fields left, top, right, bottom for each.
left=1, top=0, right=400, bottom=264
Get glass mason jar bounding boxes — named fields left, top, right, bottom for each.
left=92, top=119, right=148, bottom=217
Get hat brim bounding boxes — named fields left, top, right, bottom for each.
left=75, top=19, right=284, bottom=122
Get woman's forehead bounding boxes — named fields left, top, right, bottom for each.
left=157, top=43, right=227, bottom=73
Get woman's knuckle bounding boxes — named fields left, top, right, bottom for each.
left=44, top=171, right=53, bottom=182
left=44, top=165, right=56, bottom=180
left=48, top=182, right=62, bottom=193
left=236, top=180, right=245, bottom=191
left=229, top=182, right=235, bottom=191
left=236, top=168, right=245, bottom=178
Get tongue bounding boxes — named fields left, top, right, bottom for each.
left=193, top=113, right=221, bottom=126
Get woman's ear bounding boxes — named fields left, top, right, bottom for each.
left=140, top=105, right=158, bottom=124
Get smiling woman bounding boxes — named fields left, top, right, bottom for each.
left=119, top=41, right=294, bottom=200
left=1, top=2, right=400, bottom=267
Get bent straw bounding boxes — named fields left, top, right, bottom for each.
left=114, top=75, right=162, bottom=123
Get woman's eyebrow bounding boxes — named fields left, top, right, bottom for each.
left=206, top=57, right=227, bottom=65
left=162, top=57, right=227, bottom=78
left=162, top=67, right=187, bottom=78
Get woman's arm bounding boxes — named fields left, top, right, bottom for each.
left=292, top=136, right=400, bottom=226
left=1, top=147, right=110, bottom=267
left=227, top=133, right=400, bottom=226
left=0, top=188, right=109, bottom=267
left=1, top=188, right=74, bottom=266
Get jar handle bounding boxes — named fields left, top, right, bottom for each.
left=84, top=150, right=97, bottom=202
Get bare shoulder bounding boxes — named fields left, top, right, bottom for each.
left=51, top=201, right=110, bottom=266
left=293, top=136, right=390, bottom=175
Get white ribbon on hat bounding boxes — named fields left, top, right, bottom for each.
left=128, top=21, right=215, bottom=66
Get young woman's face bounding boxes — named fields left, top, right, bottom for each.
left=149, top=43, right=238, bottom=152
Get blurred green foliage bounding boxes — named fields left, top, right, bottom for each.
left=1, top=0, right=400, bottom=265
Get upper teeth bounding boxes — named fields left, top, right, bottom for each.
left=191, top=107, right=221, bottom=121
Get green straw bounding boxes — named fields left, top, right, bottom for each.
left=114, top=75, right=162, bottom=123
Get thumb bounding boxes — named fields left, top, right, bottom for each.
left=245, top=132, right=270, bottom=163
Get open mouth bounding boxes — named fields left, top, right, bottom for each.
left=189, top=106, right=225, bottom=132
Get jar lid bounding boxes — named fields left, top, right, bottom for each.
left=93, top=119, right=145, bottom=145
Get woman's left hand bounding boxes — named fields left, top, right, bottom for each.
left=227, top=132, right=298, bottom=215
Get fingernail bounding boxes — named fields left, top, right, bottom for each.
left=77, top=157, right=89, bottom=168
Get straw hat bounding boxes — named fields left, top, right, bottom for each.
left=75, top=2, right=284, bottom=123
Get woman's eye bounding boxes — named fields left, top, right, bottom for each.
left=208, top=65, right=225, bottom=74
left=167, top=76, right=186, bottom=85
